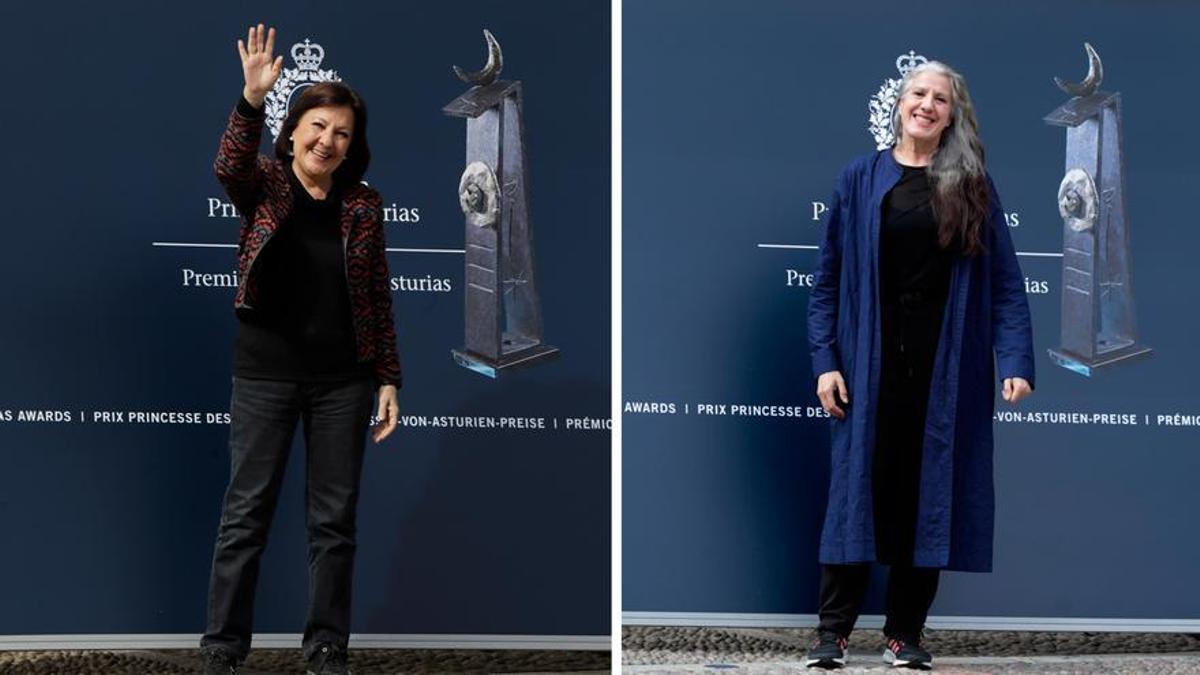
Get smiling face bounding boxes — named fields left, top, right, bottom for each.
left=897, top=70, right=954, bottom=147
left=290, top=104, right=355, bottom=187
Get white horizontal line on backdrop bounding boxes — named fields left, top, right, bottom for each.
left=756, top=243, right=1064, bottom=258
left=152, top=242, right=464, bottom=254
left=152, top=241, right=235, bottom=249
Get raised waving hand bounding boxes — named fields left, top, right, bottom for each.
left=238, top=24, right=283, bottom=108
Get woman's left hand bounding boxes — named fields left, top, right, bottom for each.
left=373, top=385, right=400, bottom=443
left=1002, top=377, right=1032, bottom=404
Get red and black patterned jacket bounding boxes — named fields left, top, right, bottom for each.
left=214, top=104, right=402, bottom=387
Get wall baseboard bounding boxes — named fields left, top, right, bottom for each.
left=622, top=612, right=1200, bottom=633
left=0, top=633, right=611, bottom=651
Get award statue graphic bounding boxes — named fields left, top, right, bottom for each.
left=1044, top=43, right=1151, bottom=376
left=443, top=30, right=559, bottom=378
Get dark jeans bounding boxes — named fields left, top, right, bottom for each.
left=817, top=564, right=940, bottom=644
left=202, top=376, right=375, bottom=660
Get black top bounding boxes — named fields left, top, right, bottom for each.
left=880, top=164, right=953, bottom=306
left=233, top=162, right=373, bottom=382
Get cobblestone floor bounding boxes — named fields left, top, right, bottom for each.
left=0, top=648, right=611, bottom=674
left=623, top=654, right=1200, bottom=674
left=622, top=626, right=1200, bottom=673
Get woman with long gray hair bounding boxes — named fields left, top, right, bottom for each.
left=805, top=61, right=1034, bottom=670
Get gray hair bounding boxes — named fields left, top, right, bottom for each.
left=891, top=61, right=985, bottom=193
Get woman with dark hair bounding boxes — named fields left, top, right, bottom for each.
left=805, top=62, right=1034, bottom=670
left=200, top=24, right=400, bottom=675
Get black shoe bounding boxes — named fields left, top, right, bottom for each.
left=882, top=636, right=933, bottom=670
left=805, top=629, right=848, bottom=669
left=201, top=648, right=238, bottom=675
left=307, top=643, right=352, bottom=675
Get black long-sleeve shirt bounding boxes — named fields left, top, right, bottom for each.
left=880, top=164, right=953, bottom=306
left=233, top=161, right=373, bottom=382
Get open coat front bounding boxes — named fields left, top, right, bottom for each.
left=807, top=150, right=1035, bottom=572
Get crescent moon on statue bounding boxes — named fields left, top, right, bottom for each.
left=1054, top=42, right=1103, bottom=98
left=453, top=29, right=504, bottom=87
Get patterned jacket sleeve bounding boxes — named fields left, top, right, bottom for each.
left=365, top=191, right=403, bottom=388
left=213, top=98, right=269, bottom=219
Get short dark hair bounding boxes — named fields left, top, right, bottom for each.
left=274, top=81, right=370, bottom=187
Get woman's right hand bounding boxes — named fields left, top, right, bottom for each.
left=817, top=370, right=849, bottom=420
left=238, top=23, right=283, bottom=109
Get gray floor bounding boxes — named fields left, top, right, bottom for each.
left=622, top=626, right=1200, bottom=673
left=3, top=630, right=1198, bottom=673
left=623, top=654, right=1200, bottom=674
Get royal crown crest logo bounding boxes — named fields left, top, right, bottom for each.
left=867, top=50, right=928, bottom=150
left=264, top=39, right=342, bottom=140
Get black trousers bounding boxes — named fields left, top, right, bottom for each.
left=817, top=293, right=945, bottom=644
left=817, top=564, right=939, bottom=643
left=202, top=376, right=375, bottom=660
left=874, top=293, right=943, bottom=565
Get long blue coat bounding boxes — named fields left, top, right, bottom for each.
left=807, top=150, right=1035, bottom=572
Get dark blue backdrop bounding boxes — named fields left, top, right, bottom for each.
left=623, top=0, right=1200, bottom=623
left=0, top=0, right=610, bottom=638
